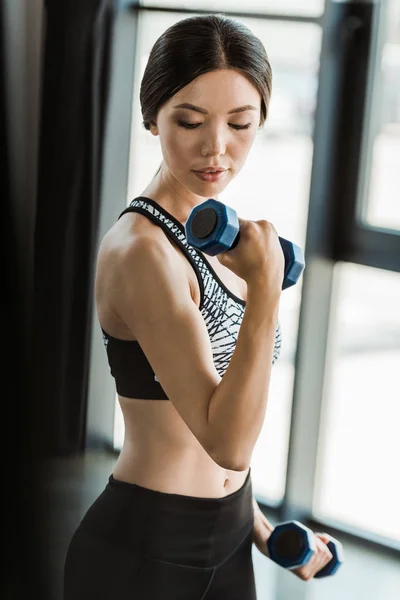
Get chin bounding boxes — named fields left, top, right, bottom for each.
left=180, top=170, right=232, bottom=199
left=183, top=182, right=222, bottom=199
left=194, top=179, right=230, bottom=196
left=198, top=186, right=227, bottom=200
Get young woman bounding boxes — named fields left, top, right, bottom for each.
left=64, top=13, right=333, bottom=599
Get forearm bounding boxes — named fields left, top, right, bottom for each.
left=252, top=495, right=261, bottom=516
left=252, top=496, right=274, bottom=533
left=252, top=496, right=274, bottom=560
left=208, top=282, right=281, bottom=471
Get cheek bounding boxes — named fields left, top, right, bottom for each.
left=232, top=135, right=256, bottom=166
left=162, top=129, right=195, bottom=165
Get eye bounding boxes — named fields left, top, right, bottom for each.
left=177, top=120, right=251, bottom=130
left=177, top=121, right=201, bottom=129
left=230, top=123, right=252, bottom=130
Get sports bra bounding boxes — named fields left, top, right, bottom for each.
left=101, top=196, right=281, bottom=399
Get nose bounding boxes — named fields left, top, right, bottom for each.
left=201, top=124, right=227, bottom=158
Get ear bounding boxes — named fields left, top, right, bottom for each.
left=149, top=120, right=159, bottom=136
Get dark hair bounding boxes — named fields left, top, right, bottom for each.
left=140, top=14, right=272, bottom=131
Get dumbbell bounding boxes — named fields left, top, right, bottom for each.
left=267, top=520, right=344, bottom=578
left=184, top=199, right=305, bottom=290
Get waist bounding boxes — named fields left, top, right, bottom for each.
left=80, top=466, right=254, bottom=568
left=112, top=444, right=249, bottom=498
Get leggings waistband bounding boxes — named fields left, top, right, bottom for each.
left=80, top=468, right=254, bottom=568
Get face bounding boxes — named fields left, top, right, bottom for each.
left=149, top=69, right=262, bottom=202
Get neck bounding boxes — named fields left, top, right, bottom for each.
left=141, top=162, right=218, bottom=224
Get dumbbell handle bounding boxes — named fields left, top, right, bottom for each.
left=185, top=201, right=305, bottom=290
left=230, top=231, right=304, bottom=291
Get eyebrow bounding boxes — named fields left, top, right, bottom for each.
left=172, top=103, right=257, bottom=115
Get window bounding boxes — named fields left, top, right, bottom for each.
left=360, top=0, right=400, bottom=231
left=314, top=262, right=400, bottom=542
left=139, top=0, right=325, bottom=18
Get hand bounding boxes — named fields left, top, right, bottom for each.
left=291, top=533, right=334, bottom=582
left=252, top=505, right=334, bottom=581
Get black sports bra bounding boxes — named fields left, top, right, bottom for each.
left=101, top=196, right=281, bottom=399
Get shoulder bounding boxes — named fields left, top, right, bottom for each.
left=95, top=212, right=186, bottom=334
left=98, top=211, right=172, bottom=268
left=96, top=208, right=202, bottom=328
left=96, top=211, right=188, bottom=298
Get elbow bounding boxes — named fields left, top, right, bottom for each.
left=210, top=446, right=250, bottom=472
left=220, top=458, right=250, bottom=472
left=226, top=460, right=250, bottom=472
left=205, top=422, right=251, bottom=472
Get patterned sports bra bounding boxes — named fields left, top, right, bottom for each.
left=102, top=196, right=281, bottom=399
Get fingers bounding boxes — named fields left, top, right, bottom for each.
left=315, top=532, right=335, bottom=545
left=314, top=534, right=334, bottom=571
left=294, top=533, right=333, bottom=581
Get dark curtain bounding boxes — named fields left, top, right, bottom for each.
left=32, top=0, right=117, bottom=457
left=1, top=4, right=39, bottom=597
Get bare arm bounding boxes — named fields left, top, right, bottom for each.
left=252, top=496, right=274, bottom=533
left=207, top=280, right=280, bottom=470
left=114, top=230, right=281, bottom=472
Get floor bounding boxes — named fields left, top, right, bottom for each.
left=40, top=449, right=400, bottom=600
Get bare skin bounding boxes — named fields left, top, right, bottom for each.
left=97, top=207, right=250, bottom=497
left=97, top=68, right=263, bottom=497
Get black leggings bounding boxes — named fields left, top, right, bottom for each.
left=63, top=468, right=257, bottom=599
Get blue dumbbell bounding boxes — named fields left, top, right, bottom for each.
left=267, top=520, right=344, bottom=577
left=184, top=199, right=305, bottom=290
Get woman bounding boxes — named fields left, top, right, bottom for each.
left=63, top=13, right=333, bottom=599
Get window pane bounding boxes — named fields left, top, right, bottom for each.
left=114, top=11, right=322, bottom=504
left=139, top=0, right=325, bottom=18
left=113, top=392, right=124, bottom=450
left=361, top=0, right=400, bottom=231
left=314, top=263, right=400, bottom=542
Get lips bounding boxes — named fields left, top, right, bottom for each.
left=193, top=170, right=227, bottom=183
left=195, top=168, right=226, bottom=173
